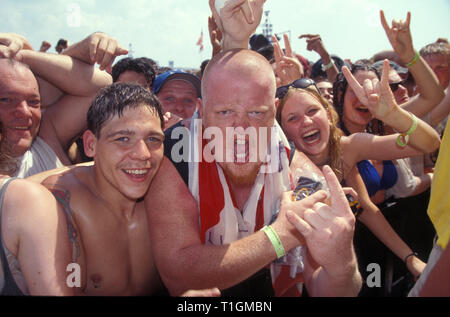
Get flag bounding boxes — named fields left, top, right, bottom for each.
left=196, top=31, right=204, bottom=53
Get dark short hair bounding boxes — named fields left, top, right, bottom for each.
left=87, top=82, right=164, bottom=138
left=111, top=57, right=157, bottom=88
left=56, top=39, right=68, bottom=47
left=310, top=55, right=346, bottom=80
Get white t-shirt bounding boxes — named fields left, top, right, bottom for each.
left=13, top=137, right=64, bottom=178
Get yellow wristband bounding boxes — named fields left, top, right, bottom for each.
left=262, top=225, right=286, bottom=259
left=406, top=51, right=420, bottom=68
left=397, top=113, right=418, bottom=147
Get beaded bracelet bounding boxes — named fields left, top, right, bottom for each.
left=262, top=225, right=286, bottom=259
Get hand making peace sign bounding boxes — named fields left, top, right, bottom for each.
left=342, top=59, right=398, bottom=121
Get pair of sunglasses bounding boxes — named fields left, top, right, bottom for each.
left=389, top=80, right=406, bottom=92
left=276, top=78, right=321, bottom=100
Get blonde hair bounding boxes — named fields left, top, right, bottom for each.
left=276, top=86, right=344, bottom=180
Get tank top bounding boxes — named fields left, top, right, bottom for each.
left=0, top=178, right=24, bottom=295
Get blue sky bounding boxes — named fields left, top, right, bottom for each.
left=1, top=0, right=449, bottom=69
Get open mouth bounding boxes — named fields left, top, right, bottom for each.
left=356, top=107, right=369, bottom=113
left=234, top=137, right=249, bottom=163
left=122, top=168, right=150, bottom=181
left=302, top=129, right=321, bottom=144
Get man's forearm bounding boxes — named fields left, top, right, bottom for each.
left=307, top=255, right=362, bottom=297
left=19, top=50, right=111, bottom=97
left=158, top=229, right=282, bottom=296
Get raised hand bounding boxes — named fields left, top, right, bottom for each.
left=208, top=15, right=223, bottom=57
left=85, top=32, right=128, bottom=72
left=0, top=33, right=33, bottom=59
left=299, top=34, right=328, bottom=57
left=380, top=10, right=415, bottom=63
left=286, top=165, right=356, bottom=271
left=272, top=34, right=304, bottom=86
left=209, top=0, right=266, bottom=50
left=342, top=59, right=398, bottom=120
left=62, top=32, right=128, bottom=73
left=39, top=41, right=52, bottom=53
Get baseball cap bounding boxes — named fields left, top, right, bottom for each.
left=153, top=70, right=202, bottom=98
left=310, top=55, right=347, bottom=80
left=371, top=60, right=409, bottom=76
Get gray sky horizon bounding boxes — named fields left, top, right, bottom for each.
left=2, top=0, right=449, bottom=69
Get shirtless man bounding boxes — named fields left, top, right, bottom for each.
left=39, top=83, right=167, bottom=295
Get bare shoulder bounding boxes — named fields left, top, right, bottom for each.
left=40, top=165, right=92, bottom=192
left=2, top=178, right=61, bottom=239
left=145, top=156, right=198, bottom=220
left=27, top=162, right=94, bottom=185
left=147, top=156, right=193, bottom=200
left=5, top=178, right=54, bottom=205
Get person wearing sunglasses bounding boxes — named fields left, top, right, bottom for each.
left=276, top=61, right=441, bottom=294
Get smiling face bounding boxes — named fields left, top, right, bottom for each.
left=0, top=61, right=41, bottom=158
left=342, top=69, right=378, bottom=131
left=157, top=79, right=199, bottom=119
left=280, top=89, right=331, bottom=164
left=85, top=105, right=164, bottom=201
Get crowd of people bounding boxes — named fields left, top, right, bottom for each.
left=0, top=0, right=448, bottom=297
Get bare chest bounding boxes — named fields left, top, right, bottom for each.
left=74, top=203, right=161, bottom=295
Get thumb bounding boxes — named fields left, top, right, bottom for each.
left=116, top=44, right=128, bottom=56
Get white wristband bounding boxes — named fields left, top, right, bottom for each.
left=321, top=60, right=334, bottom=72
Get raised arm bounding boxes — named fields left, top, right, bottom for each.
left=272, top=34, right=304, bottom=86
left=13, top=34, right=114, bottom=164
left=342, top=60, right=441, bottom=154
left=2, top=179, right=74, bottom=295
left=299, top=34, right=339, bottom=82
left=18, top=47, right=112, bottom=97
left=0, top=32, right=33, bottom=58
left=345, top=167, right=425, bottom=280
left=62, top=32, right=128, bottom=72
left=145, top=157, right=326, bottom=295
left=380, top=10, right=445, bottom=118
left=209, top=0, right=266, bottom=51
left=208, top=15, right=223, bottom=57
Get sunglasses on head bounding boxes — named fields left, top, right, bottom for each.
left=389, top=80, right=406, bottom=92
left=276, top=78, right=321, bottom=100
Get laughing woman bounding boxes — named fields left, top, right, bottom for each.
left=276, top=60, right=441, bottom=285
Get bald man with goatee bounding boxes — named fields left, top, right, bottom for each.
left=145, top=49, right=362, bottom=297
